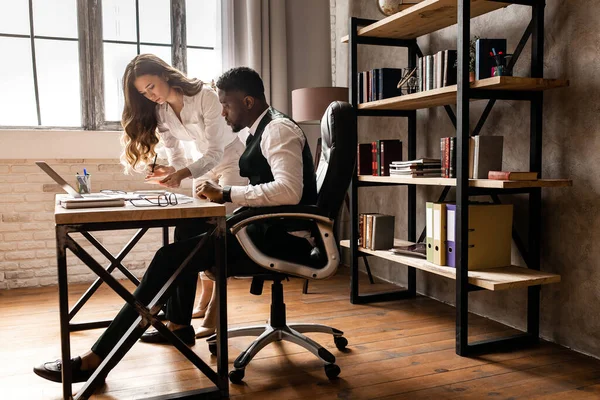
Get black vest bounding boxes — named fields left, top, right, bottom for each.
left=239, top=107, right=317, bottom=205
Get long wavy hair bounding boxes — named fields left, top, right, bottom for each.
left=120, top=54, right=204, bottom=173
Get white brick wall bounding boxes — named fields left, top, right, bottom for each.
left=0, top=158, right=193, bottom=289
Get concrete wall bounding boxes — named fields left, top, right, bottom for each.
left=333, top=0, right=600, bottom=359
left=286, top=0, right=333, bottom=157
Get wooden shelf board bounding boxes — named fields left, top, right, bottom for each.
left=340, top=239, right=561, bottom=291
left=358, top=175, right=573, bottom=189
left=356, top=77, right=569, bottom=111
left=341, top=0, right=512, bottom=42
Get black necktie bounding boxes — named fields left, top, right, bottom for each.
left=246, top=133, right=254, bottom=147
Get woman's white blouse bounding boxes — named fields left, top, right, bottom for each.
left=156, top=86, right=236, bottom=178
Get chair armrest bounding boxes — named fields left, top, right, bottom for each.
left=228, top=205, right=332, bottom=234
left=229, top=205, right=339, bottom=280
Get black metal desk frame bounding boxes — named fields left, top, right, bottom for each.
left=55, top=215, right=228, bottom=400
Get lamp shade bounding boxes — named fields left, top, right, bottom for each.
left=291, top=87, right=349, bottom=123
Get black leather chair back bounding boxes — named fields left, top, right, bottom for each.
left=315, top=101, right=357, bottom=219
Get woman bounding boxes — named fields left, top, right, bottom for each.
left=121, top=54, right=245, bottom=337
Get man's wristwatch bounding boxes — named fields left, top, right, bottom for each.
left=222, top=185, right=232, bottom=203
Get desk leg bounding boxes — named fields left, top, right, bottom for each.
left=162, top=226, right=169, bottom=246
left=56, top=225, right=72, bottom=400
left=215, top=217, right=229, bottom=396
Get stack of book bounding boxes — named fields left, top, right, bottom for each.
left=358, top=213, right=395, bottom=250
left=389, top=158, right=441, bottom=177
left=418, top=50, right=458, bottom=92
left=440, top=135, right=503, bottom=178
left=357, top=140, right=403, bottom=176
left=357, top=68, right=403, bottom=103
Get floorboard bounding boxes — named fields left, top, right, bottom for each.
left=0, top=269, right=598, bottom=399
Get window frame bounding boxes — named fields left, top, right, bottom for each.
left=0, top=0, right=217, bottom=131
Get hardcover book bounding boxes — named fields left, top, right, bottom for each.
left=475, top=38, right=507, bottom=80
left=488, top=171, right=538, bottom=181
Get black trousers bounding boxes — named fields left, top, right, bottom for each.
left=91, top=220, right=312, bottom=359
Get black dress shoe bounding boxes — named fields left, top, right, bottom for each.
left=33, top=356, right=99, bottom=383
left=140, top=325, right=195, bottom=346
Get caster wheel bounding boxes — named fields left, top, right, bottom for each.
left=324, top=363, right=341, bottom=379
left=208, top=343, right=217, bottom=356
left=229, top=369, right=245, bottom=384
left=334, top=336, right=348, bottom=350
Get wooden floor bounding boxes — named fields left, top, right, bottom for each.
left=1, top=270, right=600, bottom=400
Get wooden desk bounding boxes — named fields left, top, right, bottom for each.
left=53, top=195, right=228, bottom=399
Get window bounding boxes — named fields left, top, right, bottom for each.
left=0, top=0, right=220, bottom=129
left=0, top=0, right=81, bottom=127
left=185, top=0, right=221, bottom=84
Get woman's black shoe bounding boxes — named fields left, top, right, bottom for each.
left=33, top=356, right=98, bottom=383
left=140, top=325, right=195, bottom=345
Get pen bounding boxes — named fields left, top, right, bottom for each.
left=151, top=154, right=157, bottom=173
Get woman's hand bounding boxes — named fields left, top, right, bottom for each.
left=157, top=168, right=192, bottom=188
left=145, top=164, right=175, bottom=179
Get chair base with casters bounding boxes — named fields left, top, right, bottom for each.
left=207, top=274, right=348, bottom=383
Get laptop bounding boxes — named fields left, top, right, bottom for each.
left=35, top=161, right=125, bottom=208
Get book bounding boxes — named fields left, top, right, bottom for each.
left=377, top=68, right=403, bottom=99
left=473, top=136, right=503, bottom=179
left=488, top=171, right=539, bottom=181
left=60, top=198, right=125, bottom=209
left=371, top=214, right=395, bottom=250
left=390, top=158, right=439, bottom=166
left=443, top=50, right=458, bottom=86
left=357, top=143, right=373, bottom=175
left=425, top=55, right=433, bottom=90
left=378, top=139, right=402, bottom=176
left=475, top=38, right=507, bottom=80
left=390, top=243, right=426, bottom=258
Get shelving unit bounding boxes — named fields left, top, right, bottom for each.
left=340, top=240, right=560, bottom=291
left=357, top=76, right=569, bottom=111
left=344, top=0, right=570, bottom=356
left=358, top=175, right=572, bottom=189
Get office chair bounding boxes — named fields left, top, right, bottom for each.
left=206, top=101, right=357, bottom=383
left=302, top=136, right=374, bottom=294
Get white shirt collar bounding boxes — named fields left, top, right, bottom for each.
left=248, top=107, right=270, bottom=136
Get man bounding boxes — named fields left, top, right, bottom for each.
left=33, top=66, right=317, bottom=383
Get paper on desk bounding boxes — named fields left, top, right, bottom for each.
left=173, top=194, right=194, bottom=204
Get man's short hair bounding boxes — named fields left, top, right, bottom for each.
left=217, top=67, right=266, bottom=101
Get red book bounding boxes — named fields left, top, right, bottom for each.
left=488, top=171, right=538, bottom=181
left=372, top=142, right=378, bottom=176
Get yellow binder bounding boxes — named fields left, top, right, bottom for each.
left=426, top=202, right=434, bottom=262
left=433, top=203, right=447, bottom=265
left=467, top=204, right=513, bottom=270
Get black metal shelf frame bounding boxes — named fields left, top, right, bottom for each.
left=347, top=0, right=547, bottom=356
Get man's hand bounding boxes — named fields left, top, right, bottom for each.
left=196, top=181, right=224, bottom=203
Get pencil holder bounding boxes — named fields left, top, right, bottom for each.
left=76, top=174, right=91, bottom=194
left=491, top=54, right=513, bottom=77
